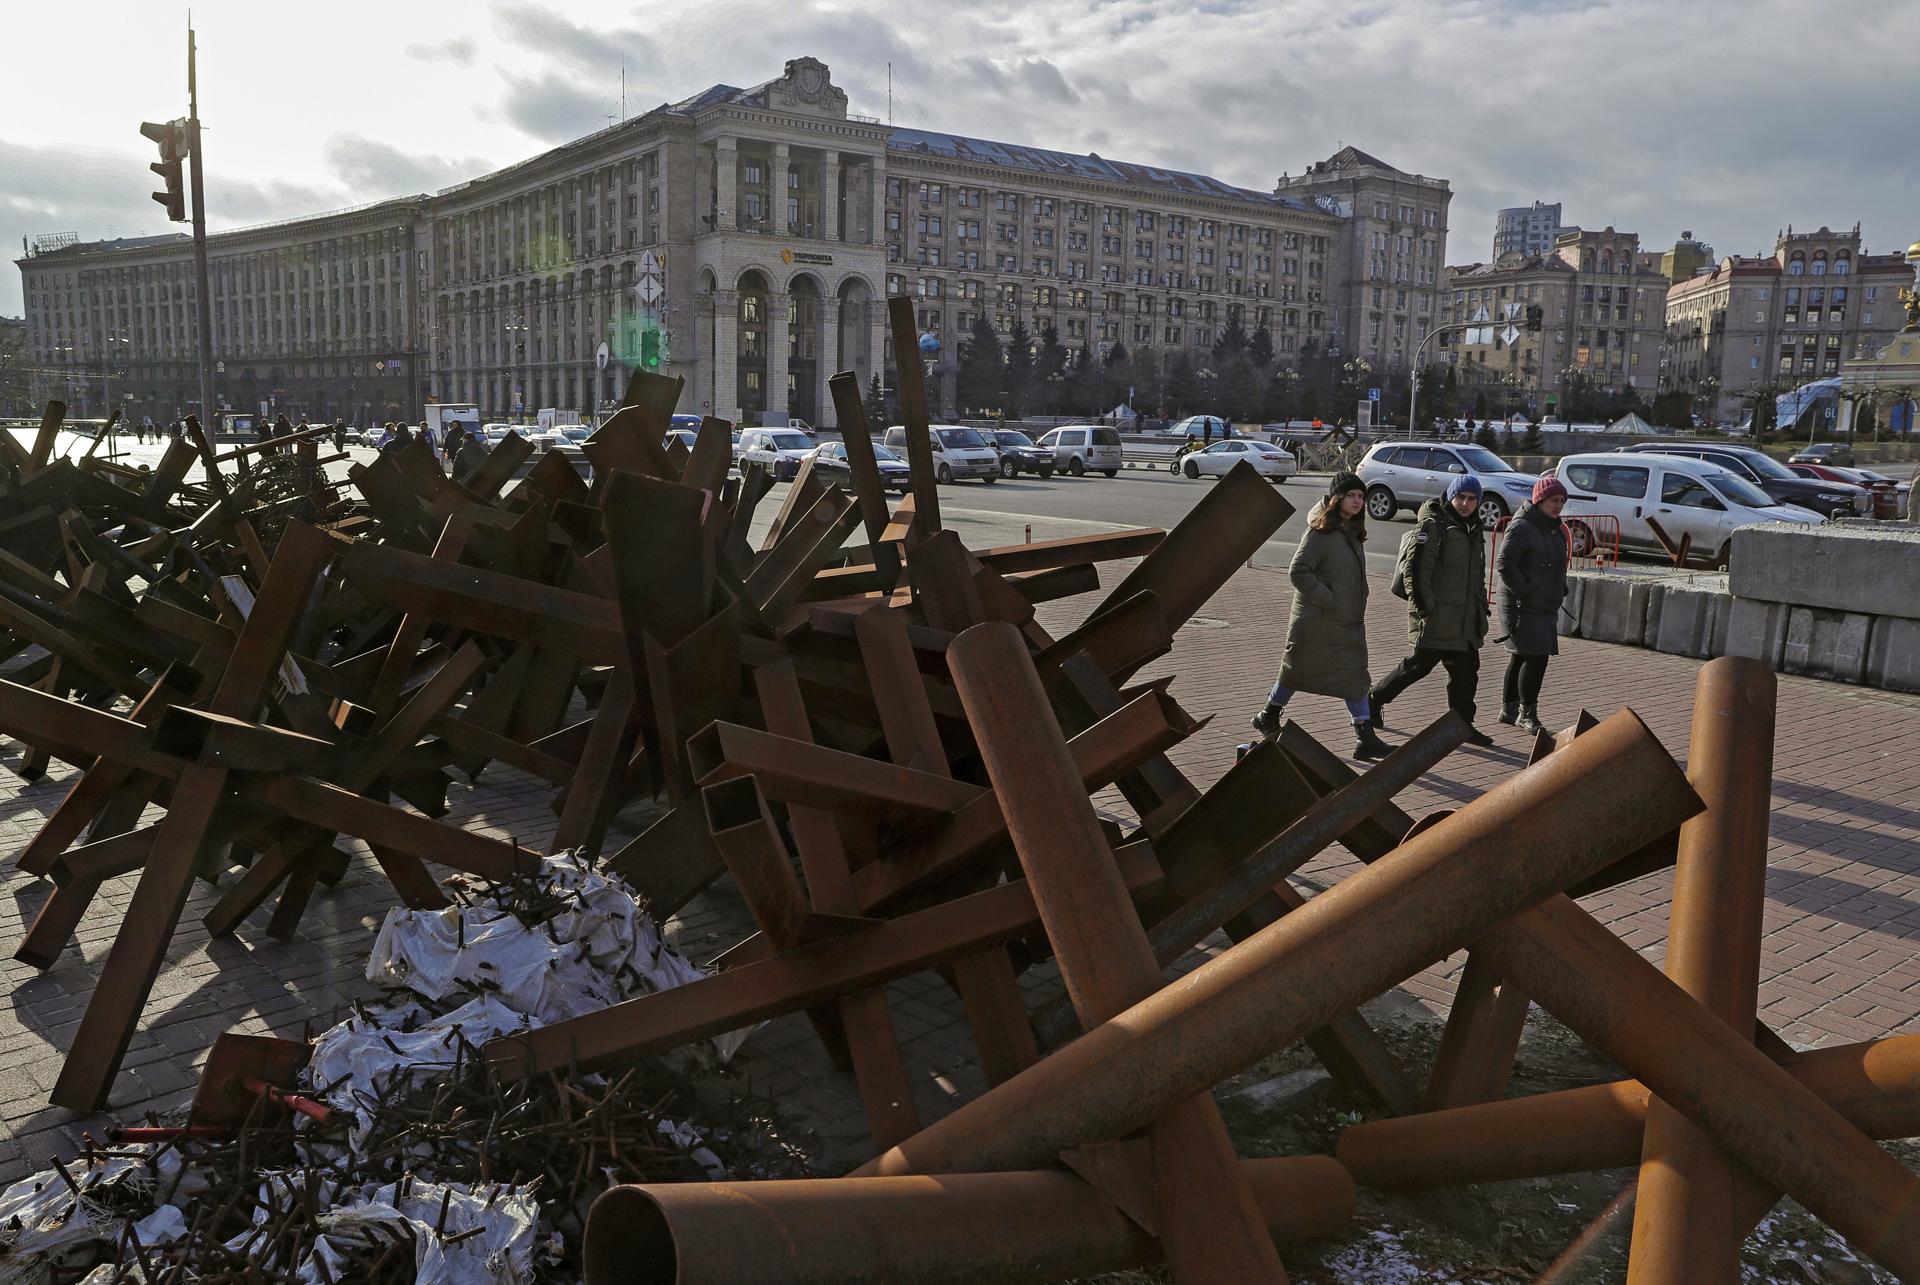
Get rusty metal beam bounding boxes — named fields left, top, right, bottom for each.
left=827, top=372, right=901, bottom=591
left=581, top=1156, right=1353, bottom=1285
left=886, top=296, right=940, bottom=538
left=854, top=711, right=1699, bottom=1180
left=972, top=528, right=1165, bottom=575
left=688, top=721, right=981, bottom=824
left=29, top=400, right=65, bottom=470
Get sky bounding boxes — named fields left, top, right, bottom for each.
left=6, top=0, right=1920, bottom=317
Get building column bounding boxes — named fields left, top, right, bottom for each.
left=869, top=293, right=889, bottom=406
left=770, top=143, right=791, bottom=235
left=767, top=291, right=791, bottom=422
left=868, top=155, right=887, bottom=245
left=715, top=138, right=737, bottom=232
left=820, top=150, right=840, bottom=242
left=817, top=297, right=842, bottom=426
left=712, top=288, right=740, bottom=421
left=695, top=294, right=715, bottom=413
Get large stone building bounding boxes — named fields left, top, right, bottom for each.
left=1492, top=200, right=1569, bottom=258
left=15, top=58, right=1451, bottom=428
left=1661, top=225, right=1912, bottom=424
left=1443, top=227, right=1670, bottom=420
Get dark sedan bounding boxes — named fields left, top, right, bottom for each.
left=989, top=429, right=1056, bottom=479
left=805, top=440, right=912, bottom=492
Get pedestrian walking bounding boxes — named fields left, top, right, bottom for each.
left=1250, top=472, right=1391, bottom=761
left=332, top=419, right=346, bottom=452
left=1368, top=474, right=1494, bottom=746
left=450, top=428, right=488, bottom=484
left=379, top=421, right=412, bottom=454
left=1493, top=476, right=1571, bottom=736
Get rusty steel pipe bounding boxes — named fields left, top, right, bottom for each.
left=1628, top=656, right=1776, bottom=1285
left=1337, top=1034, right=1920, bottom=1191
left=1476, top=897, right=1920, bottom=1280
left=1144, top=710, right=1469, bottom=969
left=855, top=709, right=1699, bottom=1180
left=581, top=1157, right=1354, bottom=1285
left=946, top=621, right=1286, bottom=1283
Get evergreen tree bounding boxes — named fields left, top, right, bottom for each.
left=1472, top=390, right=1488, bottom=419
left=957, top=317, right=1004, bottom=416
left=1248, top=324, right=1276, bottom=372
left=1130, top=348, right=1164, bottom=417
left=1473, top=423, right=1497, bottom=450
left=1441, top=364, right=1459, bottom=423
left=1165, top=351, right=1199, bottom=416
left=864, top=372, right=887, bottom=428
left=1298, top=384, right=1322, bottom=422
left=1104, top=340, right=1129, bottom=368
left=1033, top=324, right=1068, bottom=414
left=1521, top=421, right=1544, bottom=453
left=1212, top=313, right=1250, bottom=363
left=1004, top=319, right=1036, bottom=419
left=1221, top=355, right=1258, bottom=423
left=1260, top=368, right=1300, bottom=425
left=1062, top=347, right=1100, bottom=416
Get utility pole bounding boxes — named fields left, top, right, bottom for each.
left=187, top=22, right=215, bottom=428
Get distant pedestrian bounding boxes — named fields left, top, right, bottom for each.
left=1250, top=472, right=1390, bottom=761
left=450, top=429, right=488, bottom=484
left=1493, top=476, right=1571, bottom=735
left=380, top=422, right=413, bottom=454
left=1368, top=474, right=1493, bottom=746
left=332, top=419, right=346, bottom=451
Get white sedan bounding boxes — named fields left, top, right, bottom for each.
left=1180, top=439, right=1297, bottom=482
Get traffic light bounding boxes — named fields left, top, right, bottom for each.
left=140, top=119, right=189, bottom=223
left=639, top=326, right=662, bottom=370
left=1525, top=304, right=1544, bottom=333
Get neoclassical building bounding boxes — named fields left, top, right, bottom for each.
left=16, top=57, right=1452, bottom=428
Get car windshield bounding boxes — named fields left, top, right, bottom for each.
left=563, top=427, right=590, bottom=441
left=1737, top=451, right=1796, bottom=481
left=871, top=444, right=905, bottom=462
left=1454, top=446, right=1517, bottom=474
left=937, top=428, right=988, bottom=449
left=994, top=431, right=1035, bottom=447
left=1706, top=474, right=1775, bottom=509
left=767, top=431, right=812, bottom=451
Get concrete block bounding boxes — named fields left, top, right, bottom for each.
left=1639, top=583, right=1668, bottom=648
left=1729, top=522, right=1920, bottom=621
left=1724, top=597, right=1791, bottom=668
left=1557, top=575, right=1586, bottom=638
left=1781, top=606, right=1872, bottom=684
left=1578, top=575, right=1651, bottom=646
left=1867, top=616, right=1920, bottom=694
left=1650, top=584, right=1730, bottom=659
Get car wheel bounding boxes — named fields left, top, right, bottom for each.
left=1477, top=495, right=1509, bottom=527
left=1566, top=519, right=1596, bottom=559
left=1068, top=456, right=1085, bottom=477
left=981, top=472, right=997, bottom=484
left=936, top=463, right=952, bottom=484
left=1101, top=468, right=1118, bottom=478
left=1365, top=486, right=1397, bottom=521
left=1184, top=460, right=1201, bottom=480
left=999, top=458, right=1016, bottom=478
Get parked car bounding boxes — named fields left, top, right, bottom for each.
left=1794, top=463, right=1911, bottom=518
left=988, top=429, right=1055, bottom=478
left=1554, top=451, right=1824, bottom=568
left=1035, top=424, right=1123, bottom=477
left=1839, top=466, right=1912, bottom=509
left=736, top=427, right=818, bottom=481
left=805, top=441, right=912, bottom=492
left=1357, top=441, right=1541, bottom=526
left=663, top=428, right=698, bottom=454
left=1615, top=442, right=1869, bottom=518
left=1789, top=441, right=1855, bottom=467
left=1167, top=414, right=1235, bottom=441
left=1180, top=439, right=1297, bottom=482
left=881, top=424, right=1001, bottom=483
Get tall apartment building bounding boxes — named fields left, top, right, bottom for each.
left=1662, top=224, right=1910, bottom=423
left=16, top=57, right=1451, bottom=428
left=1660, top=232, right=1714, bottom=284
left=1443, top=227, right=1670, bottom=419
left=1493, top=201, right=1568, bottom=258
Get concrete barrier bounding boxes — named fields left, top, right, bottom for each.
left=1648, top=583, right=1729, bottom=659
left=1578, top=576, right=1652, bottom=646
left=1723, top=598, right=1793, bottom=668
left=1780, top=607, right=1873, bottom=684
left=1729, top=523, right=1920, bottom=621
left=1866, top=617, right=1920, bottom=694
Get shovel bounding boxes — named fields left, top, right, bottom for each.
left=108, top=1033, right=334, bottom=1143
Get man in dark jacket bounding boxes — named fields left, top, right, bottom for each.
left=1494, top=477, right=1572, bottom=734
left=1368, top=474, right=1493, bottom=745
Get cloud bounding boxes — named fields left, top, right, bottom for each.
left=492, top=2, right=657, bottom=74
left=406, top=36, right=477, bottom=66
left=322, top=134, right=490, bottom=196
left=498, top=70, right=613, bottom=142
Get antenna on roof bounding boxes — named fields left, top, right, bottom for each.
left=888, top=62, right=893, bottom=126
left=621, top=66, right=627, bottom=121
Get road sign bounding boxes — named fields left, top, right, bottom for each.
left=637, top=276, right=663, bottom=306
left=1367, top=387, right=1380, bottom=401
left=1501, top=325, right=1521, bottom=347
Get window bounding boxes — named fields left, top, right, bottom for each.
left=1662, top=475, right=1720, bottom=509
left=1562, top=464, right=1649, bottom=498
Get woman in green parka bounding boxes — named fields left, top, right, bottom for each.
left=1250, top=473, right=1392, bottom=761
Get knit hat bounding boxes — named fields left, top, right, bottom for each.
left=1532, top=476, right=1569, bottom=505
left=1446, top=474, right=1484, bottom=502
left=1327, top=471, right=1365, bottom=499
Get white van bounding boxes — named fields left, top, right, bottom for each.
left=1036, top=424, right=1123, bottom=477
left=881, top=424, right=1001, bottom=483
left=1554, top=451, right=1824, bottom=569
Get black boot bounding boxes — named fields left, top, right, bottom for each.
left=1250, top=704, right=1280, bottom=738
left=1516, top=704, right=1545, bottom=736
left=1364, top=691, right=1387, bottom=731
left=1497, top=701, right=1519, bottom=726
left=1462, top=724, right=1494, bottom=748
left=1352, top=719, right=1390, bottom=762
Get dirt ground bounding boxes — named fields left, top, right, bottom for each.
left=1072, top=997, right=1909, bottom=1284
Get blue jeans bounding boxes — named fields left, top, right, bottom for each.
left=1266, top=683, right=1371, bottom=722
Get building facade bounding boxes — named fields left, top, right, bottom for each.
left=16, top=58, right=1451, bottom=429
left=1443, top=227, right=1670, bottom=420
left=1661, top=225, right=1911, bottom=423
left=1493, top=201, right=1567, bottom=258
left=1659, top=232, right=1714, bottom=284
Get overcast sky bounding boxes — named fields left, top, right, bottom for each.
left=6, top=0, right=1918, bottom=317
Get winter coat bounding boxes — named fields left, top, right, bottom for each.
left=1494, top=502, right=1569, bottom=656
left=1407, top=499, right=1488, bottom=653
left=1278, top=514, right=1371, bottom=700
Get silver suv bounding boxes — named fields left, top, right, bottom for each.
left=1357, top=441, right=1541, bottom=526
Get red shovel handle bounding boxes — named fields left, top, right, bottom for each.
left=242, top=1077, right=334, bottom=1124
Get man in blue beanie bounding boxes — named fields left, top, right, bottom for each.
left=1367, top=472, right=1495, bottom=746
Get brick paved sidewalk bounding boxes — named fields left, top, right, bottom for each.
left=0, top=555, right=1915, bottom=1183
